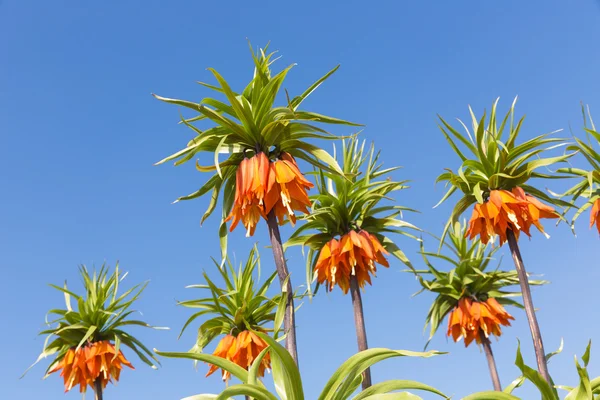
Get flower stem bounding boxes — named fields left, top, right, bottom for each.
left=94, top=379, right=103, bottom=400
left=506, top=229, right=551, bottom=383
left=266, top=210, right=299, bottom=365
left=479, top=330, right=502, bottom=391
left=350, top=275, right=372, bottom=389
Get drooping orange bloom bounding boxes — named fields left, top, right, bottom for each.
left=48, top=341, right=134, bottom=393
left=590, top=198, right=600, bottom=234
left=447, top=297, right=514, bottom=347
left=226, top=152, right=270, bottom=237
left=266, top=152, right=313, bottom=226
left=225, top=152, right=313, bottom=236
left=206, top=331, right=271, bottom=381
left=314, top=229, right=389, bottom=294
left=466, top=187, right=559, bottom=245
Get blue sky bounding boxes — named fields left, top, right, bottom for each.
left=2, top=1, right=599, bottom=399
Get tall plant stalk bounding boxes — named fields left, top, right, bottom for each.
left=94, top=380, right=103, bottom=400
left=506, top=230, right=551, bottom=383
left=350, top=275, right=372, bottom=389
left=479, top=330, right=502, bottom=391
left=267, top=211, right=298, bottom=365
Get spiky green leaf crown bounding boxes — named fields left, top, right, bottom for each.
left=178, top=246, right=281, bottom=355
left=435, top=98, right=573, bottom=241
left=415, top=222, right=547, bottom=345
left=286, top=137, right=419, bottom=294
left=154, top=43, right=360, bottom=259
left=555, top=105, right=600, bottom=230
left=26, top=264, right=163, bottom=378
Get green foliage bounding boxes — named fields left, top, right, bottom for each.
left=414, top=222, right=547, bottom=346
left=462, top=392, right=520, bottom=400
left=287, top=136, right=419, bottom=295
left=474, top=340, right=600, bottom=400
left=178, top=246, right=282, bottom=355
left=156, top=332, right=449, bottom=400
left=435, top=98, right=573, bottom=242
left=554, top=105, right=600, bottom=232
left=154, top=43, right=359, bottom=259
left=24, top=263, right=164, bottom=377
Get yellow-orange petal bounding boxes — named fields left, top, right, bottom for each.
left=590, top=198, right=600, bottom=234
left=206, top=335, right=236, bottom=379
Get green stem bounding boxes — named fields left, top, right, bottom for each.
left=94, top=379, right=103, bottom=400
left=506, top=229, right=551, bottom=383
left=350, top=275, right=372, bottom=389
left=480, top=330, right=502, bottom=391
left=266, top=210, right=299, bottom=365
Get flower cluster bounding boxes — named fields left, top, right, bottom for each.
left=447, top=297, right=514, bottom=347
left=207, top=331, right=271, bottom=381
left=226, top=152, right=313, bottom=236
left=314, top=230, right=389, bottom=294
left=466, top=187, right=558, bottom=245
left=48, top=341, right=134, bottom=393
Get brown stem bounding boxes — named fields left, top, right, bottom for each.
left=266, top=210, right=298, bottom=365
left=94, top=379, right=103, bottom=400
left=479, top=330, right=502, bottom=391
left=506, top=229, right=551, bottom=383
left=350, top=275, right=372, bottom=389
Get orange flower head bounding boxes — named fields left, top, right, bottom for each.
left=266, top=152, right=313, bottom=226
left=48, top=341, right=134, bottom=393
left=226, top=152, right=313, bottom=236
left=314, top=229, right=389, bottom=294
left=590, top=198, right=600, bottom=234
left=206, top=331, right=271, bottom=381
left=466, top=187, right=559, bottom=245
left=225, top=152, right=270, bottom=237
left=446, top=297, right=514, bottom=347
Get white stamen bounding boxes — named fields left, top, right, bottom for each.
left=507, top=212, right=521, bottom=230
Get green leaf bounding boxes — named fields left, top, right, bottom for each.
left=216, top=384, right=278, bottom=400
left=353, top=380, right=448, bottom=399
left=76, top=325, right=97, bottom=350
left=358, top=394, right=423, bottom=400
left=514, top=340, right=558, bottom=400
left=319, top=348, right=445, bottom=400
left=255, top=332, right=304, bottom=400
left=181, top=395, right=218, bottom=400
left=288, top=141, right=345, bottom=176
left=462, top=392, right=520, bottom=400
left=290, top=65, right=340, bottom=110
left=248, top=346, right=271, bottom=386
left=583, top=340, right=592, bottom=367
left=503, top=376, right=525, bottom=394
left=152, top=94, right=200, bottom=112
left=155, top=350, right=249, bottom=382
left=546, top=339, right=564, bottom=363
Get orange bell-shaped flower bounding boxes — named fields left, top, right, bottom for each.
left=314, top=230, right=389, bottom=294
left=446, top=297, right=514, bottom=347
left=226, top=152, right=313, bottom=236
left=206, top=331, right=271, bottom=381
left=48, top=341, right=134, bottom=393
left=590, top=198, right=600, bottom=234
left=265, top=152, right=313, bottom=226
left=466, top=187, right=558, bottom=245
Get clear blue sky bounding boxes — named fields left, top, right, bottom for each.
left=2, top=1, right=599, bottom=399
